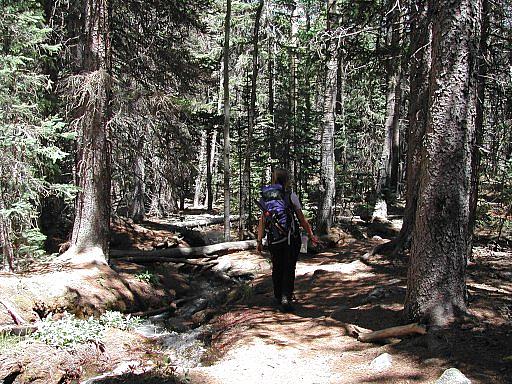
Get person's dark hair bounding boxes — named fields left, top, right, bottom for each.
left=272, top=168, right=291, bottom=189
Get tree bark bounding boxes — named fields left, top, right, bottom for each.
left=223, top=0, right=232, bottom=241
left=70, top=0, right=112, bottom=259
left=404, top=0, right=482, bottom=325
left=318, top=0, right=338, bottom=235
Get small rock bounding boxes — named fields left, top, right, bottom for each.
left=191, top=308, right=216, bottom=326
left=369, top=353, right=393, bottom=372
left=372, top=235, right=383, bottom=241
left=435, top=368, right=471, bottom=384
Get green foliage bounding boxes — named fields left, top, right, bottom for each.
left=0, top=333, right=22, bottom=353
left=135, top=270, right=161, bottom=285
left=99, top=310, right=143, bottom=330
left=0, top=2, right=73, bottom=268
left=32, top=311, right=142, bottom=349
left=33, top=312, right=104, bottom=348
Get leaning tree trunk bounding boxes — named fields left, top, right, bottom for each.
left=404, top=0, right=482, bottom=325
left=318, top=0, right=338, bottom=235
left=223, top=0, right=232, bottom=241
left=69, top=0, right=111, bottom=259
left=393, top=0, right=431, bottom=255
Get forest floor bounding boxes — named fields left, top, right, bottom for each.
left=0, top=215, right=511, bottom=384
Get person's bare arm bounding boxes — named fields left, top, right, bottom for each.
left=256, top=214, right=265, bottom=252
left=294, top=208, right=319, bottom=244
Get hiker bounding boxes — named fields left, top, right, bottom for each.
left=256, top=168, right=318, bottom=312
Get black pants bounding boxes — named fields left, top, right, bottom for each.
left=269, top=238, right=300, bottom=301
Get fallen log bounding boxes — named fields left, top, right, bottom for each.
left=110, top=240, right=257, bottom=259
left=0, top=299, right=26, bottom=325
left=116, top=256, right=218, bottom=267
left=358, top=323, right=427, bottom=343
left=169, top=215, right=240, bottom=228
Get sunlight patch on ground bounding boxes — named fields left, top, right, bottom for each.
left=295, top=260, right=372, bottom=276
left=190, top=337, right=339, bottom=384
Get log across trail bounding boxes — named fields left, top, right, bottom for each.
left=110, top=240, right=257, bottom=260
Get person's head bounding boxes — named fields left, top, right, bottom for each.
left=272, top=168, right=291, bottom=189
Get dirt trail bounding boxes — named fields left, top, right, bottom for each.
left=187, top=240, right=511, bottom=384
left=1, top=217, right=510, bottom=384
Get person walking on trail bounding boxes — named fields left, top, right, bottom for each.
left=256, top=168, right=319, bottom=312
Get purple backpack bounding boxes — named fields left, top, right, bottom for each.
left=258, top=184, right=298, bottom=245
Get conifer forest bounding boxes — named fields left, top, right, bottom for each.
left=0, top=0, right=511, bottom=383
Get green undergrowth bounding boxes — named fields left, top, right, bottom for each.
left=32, top=311, right=142, bottom=349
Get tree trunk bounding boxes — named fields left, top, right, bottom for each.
left=241, top=0, right=264, bottom=236
left=206, top=126, right=215, bottom=211
left=267, top=21, right=276, bottom=166
left=469, top=0, right=489, bottom=243
left=194, top=129, right=208, bottom=208
left=0, top=200, right=14, bottom=271
left=290, top=4, right=299, bottom=183
left=302, top=8, right=313, bottom=199
left=393, top=0, right=431, bottom=255
left=318, top=0, right=338, bottom=235
left=373, top=5, right=403, bottom=222
left=69, top=0, right=111, bottom=259
left=129, top=134, right=145, bottom=223
left=223, top=0, right=232, bottom=241
left=404, top=0, right=482, bottom=325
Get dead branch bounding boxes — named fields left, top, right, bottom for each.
left=0, top=299, right=27, bottom=325
left=342, top=323, right=371, bottom=338
left=357, top=323, right=427, bottom=343
left=110, top=240, right=257, bottom=259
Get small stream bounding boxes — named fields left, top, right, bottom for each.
left=82, top=271, right=241, bottom=383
